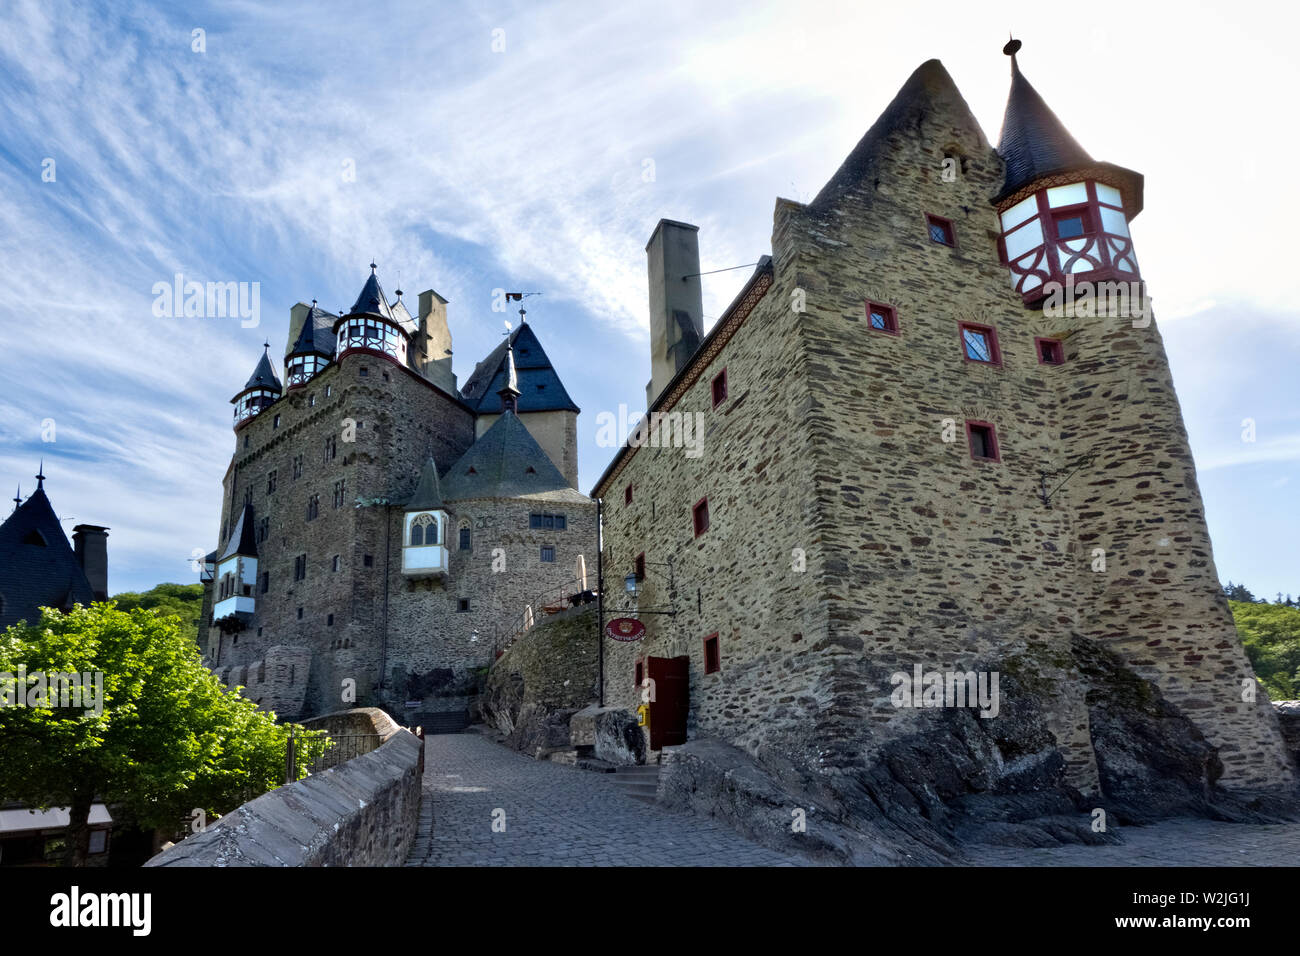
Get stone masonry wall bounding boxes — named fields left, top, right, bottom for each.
left=144, top=708, right=423, bottom=867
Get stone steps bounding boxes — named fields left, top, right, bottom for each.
left=608, top=764, right=661, bottom=803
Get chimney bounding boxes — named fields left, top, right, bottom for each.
left=72, top=525, right=110, bottom=601
left=645, top=219, right=704, bottom=407
left=417, top=289, right=456, bottom=392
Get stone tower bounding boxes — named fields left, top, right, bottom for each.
left=592, top=43, right=1293, bottom=830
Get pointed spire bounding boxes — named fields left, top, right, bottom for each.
left=497, top=342, right=521, bottom=414
left=243, top=346, right=283, bottom=391
left=13, top=484, right=21, bottom=512
left=406, top=456, right=446, bottom=511
left=290, top=299, right=327, bottom=356
left=995, top=38, right=1093, bottom=202
left=348, top=267, right=396, bottom=321
left=36, top=460, right=44, bottom=490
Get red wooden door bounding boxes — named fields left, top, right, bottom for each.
left=647, top=655, right=689, bottom=750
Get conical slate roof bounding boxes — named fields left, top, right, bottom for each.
left=406, top=456, right=445, bottom=511
left=289, top=302, right=332, bottom=357
left=220, top=502, right=258, bottom=561
left=460, top=324, right=579, bottom=414
left=0, top=483, right=95, bottom=629
left=440, top=411, right=584, bottom=502
left=243, top=347, right=282, bottom=392
left=995, top=50, right=1093, bottom=202
left=348, top=269, right=397, bottom=321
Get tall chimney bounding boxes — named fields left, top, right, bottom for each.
left=72, top=524, right=110, bottom=601
left=417, top=289, right=456, bottom=392
left=645, top=219, right=704, bottom=407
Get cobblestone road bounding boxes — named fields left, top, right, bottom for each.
left=406, top=732, right=1300, bottom=867
left=404, top=732, right=808, bottom=866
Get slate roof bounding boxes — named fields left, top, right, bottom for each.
left=460, top=324, right=579, bottom=415
left=242, top=347, right=283, bottom=392
left=219, top=503, right=258, bottom=561
left=289, top=301, right=336, bottom=358
left=995, top=51, right=1093, bottom=202
left=0, top=485, right=95, bottom=630
left=346, top=271, right=397, bottom=322
left=440, top=410, right=586, bottom=502
left=405, top=457, right=445, bottom=511
left=389, top=295, right=418, bottom=337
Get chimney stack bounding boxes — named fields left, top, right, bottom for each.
left=72, top=524, right=110, bottom=601
left=645, top=219, right=704, bottom=407
left=417, top=289, right=456, bottom=392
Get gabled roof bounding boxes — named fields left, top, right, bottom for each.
left=460, top=324, right=579, bottom=415
left=242, top=347, right=282, bottom=393
left=389, top=295, right=418, bottom=337
left=219, top=503, right=258, bottom=561
left=995, top=49, right=1093, bottom=202
left=289, top=302, right=335, bottom=358
left=0, top=485, right=95, bottom=630
left=347, top=270, right=397, bottom=322
left=440, top=411, right=586, bottom=502
left=405, top=457, right=445, bottom=511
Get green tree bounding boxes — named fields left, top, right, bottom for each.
left=111, top=582, right=204, bottom=644
left=1231, top=599, right=1300, bottom=702
left=0, top=603, right=328, bottom=865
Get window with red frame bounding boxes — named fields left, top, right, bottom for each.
left=959, top=322, right=1001, bottom=365
left=866, top=301, right=899, bottom=334
left=1052, top=207, right=1094, bottom=240
left=1036, top=337, right=1065, bottom=365
left=703, top=633, right=720, bottom=674
left=711, top=368, right=728, bottom=408
left=624, top=483, right=632, bottom=505
left=635, top=552, right=646, bottom=581
left=926, top=213, right=955, bottom=246
left=966, top=421, right=1000, bottom=462
left=692, top=497, right=710, bottom=537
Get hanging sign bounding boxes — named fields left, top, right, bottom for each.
left=606, top=617, right=646, bottom=642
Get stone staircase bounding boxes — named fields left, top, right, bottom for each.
left=606, top=763, right=661, bottom=804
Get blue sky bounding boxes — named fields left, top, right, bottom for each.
left=0, top=0, right=1295, bottom=599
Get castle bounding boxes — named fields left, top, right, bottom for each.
left=198, top=40, right=1294, bottom=818
left=199, top=271, right=595, bottom=723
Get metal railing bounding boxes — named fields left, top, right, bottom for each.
left=493, top=577, right=598, bottom=658
left=285, top=731, right=385, bottom=783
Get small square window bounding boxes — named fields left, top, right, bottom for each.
left=555, top=514, right=566, bottom=531
left=926, top=213, right=955, bottom=246
left=458, top=598, right=470, bottom=612
left=703, top=632, right=720, bottom=674
left=1053, top=208, right=1093, bottom=240
left=711, top=369, right=728, bottom=408
left=530, top=513, right=543, bottom=529
left=959, top=322, right=1001, bottom=365
left=1036, top=337, right=1065, bottom=365
left=543, top=514, right=555, bottom=529
left=692, top=497, right=710, bottom=537
left=359, top=367, right=369, bottom=377
left=625, top=484, right=633, bottom=505
left=966, top=421, right=1000, bottom=462
left=327, top=613, right=334, bottom=626
left=540, top=545, right=555, bottom=562
left=363, top=554, right=374, bottom=567
left=635, top=552, right=646, bottom=581
left=866, top=301, right=899, bottom=334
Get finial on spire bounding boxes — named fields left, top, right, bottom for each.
left=13, top=484, right=21, bottom=511
left=1003, top=35, right=1022, bottom=57
left=263, top=339, right=270, bottom=351
left=36, top=460, right=45, bottom=489
left=370, top=261, right=377, bottom=274
left=311, top=298, right=317, bottom=307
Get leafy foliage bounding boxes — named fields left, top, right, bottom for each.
left=110, top=582, right=204, bottom=644
left=1231, top=600, right=1300, bottom=702
left=0, top=603, right=328, bottom=864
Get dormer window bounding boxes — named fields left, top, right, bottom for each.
left=22, top=529, right=47, bottom=546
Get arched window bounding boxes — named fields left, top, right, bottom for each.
left=410, top=512, right=437, bottom=546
